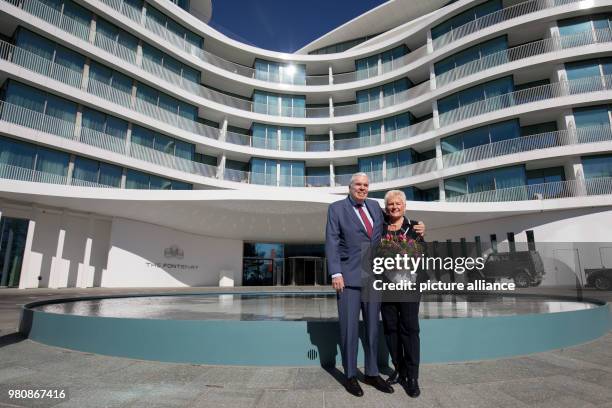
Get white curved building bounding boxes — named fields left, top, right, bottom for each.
left=0, top=0, right=611, bottom=288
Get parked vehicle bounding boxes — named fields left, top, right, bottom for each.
left=468, top=250, right=545, bottom=288
left=585, top=268, right=612, bottom=290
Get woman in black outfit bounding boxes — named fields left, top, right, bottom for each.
left=380, top=189, right=424, bottom=398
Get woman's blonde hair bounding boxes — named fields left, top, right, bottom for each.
left=384, top=189, right=406, bottom=207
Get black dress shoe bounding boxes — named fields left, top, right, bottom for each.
left=406, top=378, right=420, bottom=398
left=386, top=370, right=406, bottom=385
left=364, top=375, right=394, bottom=393
left=345, top=377, right=363, bottom=397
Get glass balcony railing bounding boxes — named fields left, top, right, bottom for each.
left=436, top=28, right=612, bottom=87
left=2, top=0, right=589, bottom=92
left=334, top=158, right=438, bottom=186
left=438, top=74, right=612, bottom=127
left=445, top=177, right=612, bottom=202
left=442, top=125, right=612, bottom=168
left=432, top=0, right=582, bottom=50
left=0, top=100, right=217, bottom=179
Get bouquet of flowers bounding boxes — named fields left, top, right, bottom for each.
left=378, top=233, right=424, bottom=258
left=377, top=233, right=424, bottom=284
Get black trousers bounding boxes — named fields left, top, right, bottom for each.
left=381, top=301, right=420, bottom=379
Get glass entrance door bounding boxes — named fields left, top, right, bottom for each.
left=0, top=217, right=29, bottom=288
left=286, top=257, right=327, bottom=285
left=243, top=257, right=278, bottom=286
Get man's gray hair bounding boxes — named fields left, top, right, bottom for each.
left=384, top=189, right=406, bottom=206
left=349, top=172, right=369, bottom=186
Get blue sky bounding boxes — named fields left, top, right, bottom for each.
left=208, top=0, right=388, bottom=52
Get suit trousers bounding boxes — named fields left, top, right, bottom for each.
left=381, top=301, right=420, bottom=379
left=336, top=286, right=380, bottom=378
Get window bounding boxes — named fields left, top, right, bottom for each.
left=441, top=119, right=520, bottom=155
left=72, top=156, right=122, bottom=187
left=142, top=44, right=200, bottom=84
left=39, top=0, right=92, bottom=40
left=358, top=155, right=384, bottom=182
left=279, top=161, right=305, bottom=187
left=0, top=136, right=69, bottom=178
left=250, top=158, right=277, bottom=186
left=431, top=0, right=502, bottom=40
left=526, top=230, right=535, bottom=251
left=131, top=125, right=194, bottom=160
left=445, top=165, right=526, bottom=197
left=125, top=169, right=191, bottom=189
left=88, top=62, right=133, bottom=107
left=355, top=45, right=408, bottom=79
left=3, top=81, right=77, bottom=138
left=583, top=154, right=612, bottom=178
left=15, top=29, right=85, bottom=82
left=490, top=234, right=498, bottom=253
left=437, top=76, right=514, bottom=116
left=434, top=36, right=507, bottom=77
left=385, top=149, right=414, bottom=180
left=145, top=5, right=203, bottom=49
left=254, top=60, right=305, bottom=85
left=95, top=18, right=139, bottom=63
left=135, top=83, right=197, bottom=120
left=357, top=120, right=382, bottom=147
left=280, top=127, right=305, bottom=151
left=507, top=232, right=515, bottom=252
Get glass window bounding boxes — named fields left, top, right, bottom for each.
left=565, top=60, right=601, bottom=80
left=358, top=154, right=384, bottom=182
left=573, top=105, right=610, bottom=128
left=357, top=120, right=382, bottom=147
left=431, top=0, right=502, bottom=40
left=98, top=162, right=122, bottom=187
left=126, top=169, right=149, bottom=189
left=527, top=167, right=565, bottom=185
left=0, top=137, right=36, bottom=169
left=435, top=36, right=507, bottom=76
left=583, top=154, right=612, bottom=178
left=72, top=156, right=99, bottom=184
left=279, top=161, right=304, bottom=187
left=250, top=158, right=277, bottom=185
left=35, top=148, right=69, bottom=176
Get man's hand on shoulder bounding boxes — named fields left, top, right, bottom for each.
left=332, top=275, right=345, bottom=292
left=414, top=221, right=426, bottom=237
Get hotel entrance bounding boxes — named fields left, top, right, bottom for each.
left=0, top=216, right=29, bottom=288
left=243, top=243, right=326, bottom=286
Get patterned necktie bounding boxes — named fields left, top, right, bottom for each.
left=356, top=203, right=373, bottom=238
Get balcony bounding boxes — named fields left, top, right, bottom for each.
left=442, top=125, right=612, bottom=168
left=445, top=177, right=612, bottom=202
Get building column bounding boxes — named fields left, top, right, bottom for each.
left=380, top=121, right=385, bottom=144
left=88, top=14, right=97, bottom=43
left=125, top=122, right=133, bottom=156
left=81, top=59, right=90, bottom=92
left=565, top=156, right=588, bottom=196
left=432, top=99, right=441, bottom=129
left=74, top=105, right=83, bottom=141
left=377, top=56, right=382, bottom=76
left=19, top=208, right=38, bottom=289
left=426, top=29, right=434, bottom=54
left=435, top=138, right=444, bottom=170
left=140, top=1, right=147, bottom=25
left=328, top=96, right=334, bottom=118
left=136, top=40, right=143, bottom=67
left=130, top=79, right=138, bottom=109
left=438, top=179, right=446, bottom=201
left=548, top=20, right=560, bottom=39
left=120, top=168, right=127, bottom=189
left=329, top=162, right=335, bottom=187
left=216, top=153, right=226, bottom=180
left=49, top=214, right=67, bottom=289
left=67, top=155, right=75, bottom=185
left=560, top=109, right=578, bottom=145
left=328, top=66, right=333, bottom=85
left=77, top=217, right=94, bottom=288
left=219, top=118, right=228, bottom=143
left=429, top=63, right=436, bottom=91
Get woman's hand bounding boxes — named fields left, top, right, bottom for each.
left=414, top=221, right=426, bottom=237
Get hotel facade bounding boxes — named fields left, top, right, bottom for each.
left=0, top=0, right=611, bottom=289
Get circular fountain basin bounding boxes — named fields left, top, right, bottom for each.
left=20, top=292, right=610, bottom=366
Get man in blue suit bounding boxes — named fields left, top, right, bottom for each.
left=325, top=172, right=424, bottom=397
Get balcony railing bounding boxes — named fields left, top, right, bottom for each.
left=0, top=162, right=116, bottom=188
left=432, top=0, right=582, bottom=50
left=442, top=125, right=612, bottom=168
left=445, top=177, right=612, bottom=202
left=438, top=74, right=612, bottom=127
left=334, top=118, right=435, bottom=150
left=0, top=100, right=217, bottom=179
left=436, top=28, right=612, bottom=87
left=334, top=158, right=438, bottom=186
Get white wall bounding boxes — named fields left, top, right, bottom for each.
left=427, top=207, right=612, bottom=286
left=103, top=218, right=243, bottom=287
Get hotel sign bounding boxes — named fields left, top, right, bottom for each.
left=145, top=245, right=199, bottom=270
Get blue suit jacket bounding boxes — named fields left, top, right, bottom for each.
left=325, top=196, right=384, bottom=287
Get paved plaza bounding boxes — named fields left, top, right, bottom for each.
left=0, top=287, right=610, bottom=408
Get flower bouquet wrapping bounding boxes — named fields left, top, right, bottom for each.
left=377, top=233, right=425, bottom=284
